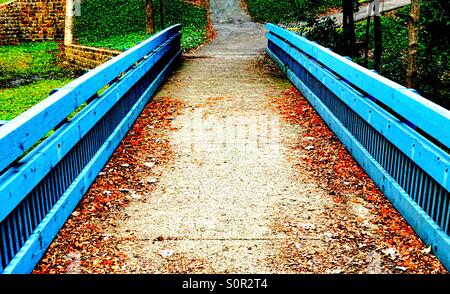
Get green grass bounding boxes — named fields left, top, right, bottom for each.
left=0, top=41, right=101, bottom=157
left=0, top=41, right=77, bottom=120
left=75, top=0, right=209, bottom=50
left=83, top=32, right=153, bottom=51
left=181, top=24, right=209, bottom=49
left=0, top=42, right=69, bottom=85
left=0, top=0, right=13, bottom=4
left=0, top=78, right=73, bottom=120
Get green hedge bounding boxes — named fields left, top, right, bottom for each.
left=245, top=0, right=298, bottom=23
left=74, top=0, right=209, bottom=50
left=245, top=0, right=341, bottom=23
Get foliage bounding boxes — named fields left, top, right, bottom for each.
left=74, top=0, right=146, bottom=42
left=245, top=0, right=341, bottom=23
left=75, top=0, right=209, bottom=50
left=296, top=17, right=343, bottom=51
left=295, top=3, right=448, bottom=109
left=180, top=24, right=209, bottom=49
left=354, top=8, right=409, bottom=84
left=0, top=78, right=73, bottom=120
left=0, top=42, right=69, bottom=86
left=153, top=0, right=210, bottom=49
left=353, top=3, right=449, bottom=109
left=416, top=0, right=449, bottom=109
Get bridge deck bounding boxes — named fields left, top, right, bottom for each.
left=33, top=1, right=445, bottom=274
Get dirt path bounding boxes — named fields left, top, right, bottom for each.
left=35, top=0, right=445, bottom=274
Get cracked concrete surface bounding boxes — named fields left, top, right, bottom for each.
left=115, top=0, right=379, bottom=273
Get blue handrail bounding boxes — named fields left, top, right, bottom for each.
left=266, top=23, right=450, bottom=271
left=0, top=24, right=182, bottom=273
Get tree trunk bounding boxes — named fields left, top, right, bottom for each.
left=406, top=0, right=420, bottom=88
left=342, top=0, right=356, bottom=56
left=146, top=0, right=155, bottom=34
left=348, top=1, right=356, bottom=54
left=364, top=1, right=376, bottom=67
left=159, top=0, right=164, bottom=29
left=342, top=0, right=350, bottom=54
left=364, top=15, right=371, bottom=67
left=373, top=0, right=382, bottom=72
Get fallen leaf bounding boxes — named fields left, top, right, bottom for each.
left=160, top=250, right=174, bottom=257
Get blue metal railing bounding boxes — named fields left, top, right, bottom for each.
left=0, top=24, right=182, bottom=273
left=266, top=23, right=450, bottom=270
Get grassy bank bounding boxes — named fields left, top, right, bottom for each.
left=74, top=0, right=209, bottom=51
left=0, top=42, right=77, bottom=120
left=0, top=78, right=73, bottom=120
left=0, top=42, right=71, bottom=86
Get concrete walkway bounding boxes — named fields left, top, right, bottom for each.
left=115, top=0, right=384, bottom=273
left=117, top=1, right=295, bottom=273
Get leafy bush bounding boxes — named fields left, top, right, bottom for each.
left=153, top=0, right=209, bottom=49
left=292, top=3, right=448, bottom=109
left=75, top=0, right=209, bottom=50
left=416, top=0, right=449, bottom=109
left=245, top=0, right=341, bottom=23
left=354, top=8, right=409, bottom=84
left=245, top=0, right=298, bottom=23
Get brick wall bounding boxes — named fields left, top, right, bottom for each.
left=0, top=0, right=66, bottom=45
left=0, top=1, right=20, bottom=45
left=64, top=44, right=122, bottom=70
